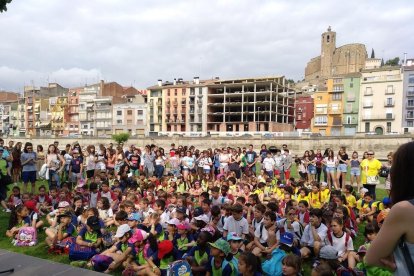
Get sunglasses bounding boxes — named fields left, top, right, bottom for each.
left=367, top=153, right=374, bottom=156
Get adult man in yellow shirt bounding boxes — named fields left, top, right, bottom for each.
left=360, top=151, right=382, bottom=200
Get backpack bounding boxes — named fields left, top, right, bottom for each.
left=166, top=260, right=192, bottom=276
left=262, top=248, right=286, bottom=276
left=336, top=265, right=365, bottom=276
left=210, top=257, right=238, bottom=276
left=12, top=227, right=37, bottom=246
left=379, top=166, right=390, bottom=178
left=327, top=231, right=350, bottom=249
left=91, top=254, right=113, bottom=272
left=69, top=243, right=97, bottom=261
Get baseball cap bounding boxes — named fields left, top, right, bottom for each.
left=158, top=240, right=174, bottom=259
left=357, top=244, right=368, bottom=255
left=58, top=201, right=70, bottom=208
left=226, top=232, right=242, bottom=241
left=319, top=245, right=338, bottom=260
left=177, top=222, right=190, bottom=230
left=24, top=200, right=39, bottom=213
left=208, top=238, right=230, bottom=256
left=194, top=214, right=209, bottom=224
left=360, top=188, right=369, bottom=194
left=320, top=182, right=328, bottom=187
left=0, top=147, right=4, bottom=152
left=128, top=229, right=149, bottom=244
left=382, top=197, right=391, bottom=205
left=114, top=224, right=131, bottom=238
left=57, top=210, right=73, bottom=219
left=87, top=216, right=101, bottom=231
left=72, top=149, right=79, bottom=154
left=127, top=213, right=142, bottom=222
left=280, top=232, right=294, bottom=247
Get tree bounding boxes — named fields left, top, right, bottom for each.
left=112, top=133, right=130, bottom=145
left=0, top=0, right=12, bottom=12
left=385, top=57, right=400, bottom=66
left=370, top=48, right=375, bottom=59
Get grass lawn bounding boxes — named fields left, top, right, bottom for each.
left=0, top=169, right=388, bottom=275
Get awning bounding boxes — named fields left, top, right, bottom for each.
left=86, top=103, right=94, bottom=107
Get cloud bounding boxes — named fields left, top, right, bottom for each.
left=0, top=0, right=412, bottom=91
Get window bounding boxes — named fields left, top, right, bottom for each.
left=386, top=113, right=393, bottom=119
left=345, top=103, right=353, bottom=113
left=83, top=124, right=88, bottom=129
left=365, top=87, right=372, bottom=96
left=317, top=96, right=322, bottom=100
left=182, top=89, right=186, bottom=96
left=150, top=125, right=154, bottom=131
left=386, top=85, right=394, bottom=94
left=347, top=116, right=352, bottom=124
left=349, top=83, right=353, bottom=88
left=314, top=116, right=328, bottom=125
left=116, top=110, right=122, bottom=116
left=408, top=121, right=414, bottom=127
left=387, top=122, right=392, bottom=133
left=117, top=120, right=122, bottom=124
left=127, top=120, right=132, bottom=124
left=409, top=74, right=414, bottom=84
left=332, top=93, right=342, bottom=101
left=167, top=89, right=170, bottom=96
left=174, top=89, right=177, bottom=96
left=137, top=110, right=143, bottom=116
left=365, top=122, right=370, bottom=132
left=127, top=110, right=132, bottom=115
left=386, top=98, right=393, bottom=106
left=408, top=86, right=414, bottom=94
left=137, top=119, right=143, bottom=125
left=408, top=99, right=414, bottom=107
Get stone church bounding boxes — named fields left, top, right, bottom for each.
left=305, top=27, right=367, bottom=83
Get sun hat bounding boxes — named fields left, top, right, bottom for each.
left=167, top=218, right=179, bottom=226
left=128, top=229, right=149, bottom=244
left=127, top=213, right=141, bottom=222
left=86, top=216, right=101, bottom=231
left=360, top=188, right=369, bottom=194
left=208, top=238, right=230, bottom=256
left=319, top=245, right=338, bottom=260
left=157, top=240, right=174, bottom=259
left=280, top=232, right=294, bottom=247
left=194, top=214, right=209, bottom=224
left=114, top=224, right=131, bottom=238
left=226, top=232, right=242, bottom=242
left=58, top=201, right=70, bottom=208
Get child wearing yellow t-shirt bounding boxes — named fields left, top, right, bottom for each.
left=344, top=184, right=357, bottom=209
left=308, top=182, right=322, bottom=209
left=296, top=187, right=309, bottom=204
left=320, top=182, right=331, bottom=205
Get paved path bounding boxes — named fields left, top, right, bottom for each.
left=0, top=249, right=102, bottom=276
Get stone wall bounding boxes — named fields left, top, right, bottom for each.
left=7, top=135, right=412, bottom=160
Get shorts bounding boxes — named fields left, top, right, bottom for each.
left=86, top=170, right=95, bottom=178
left=350, top=167, right=361, bottom=176
left=203, top=169, right=211, bottom=174
left=308, top=165, right=316, bottom=175
left=326, top=167, right=336, bottom=173
left=337, top=163, right=348, bottom=173
left=266, top=170, right=274, bottom=178
left=22, top=171, right=37, bottom=183
left=70, top=172, right=82, bottom=183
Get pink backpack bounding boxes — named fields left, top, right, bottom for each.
left=13, top=227, right=37, bottom=246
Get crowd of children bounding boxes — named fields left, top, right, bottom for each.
left=0, top=140, right=394, bottom=275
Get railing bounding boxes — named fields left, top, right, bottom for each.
left=384, top=100, right=395, bottom=107
left=363, top=102, right=373, bottom=108
left=362, top=114, right=395, bottom=121
left=347, top=96, right=356, bottom=102
left=385, top=88, right=395, bottom=95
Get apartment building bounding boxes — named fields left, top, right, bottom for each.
left=358, top=66, right=403, bottom=134
left=402, top=59, right=414, bottom=133
left=67, top=88, right=81, bottom=135
left=113, top=95, right=147, bottom=136
left=147, top=80, right=163, bottom=134
left=312, top=87, right=330, bottom=135
left=295, top=95, right=314, bottom=130
left=79, top=84, right=99, bottom=136
left=16, top=96, right=26, bottom=136
left=163, top=79, right=188, bottom=133
left=0, top=91, right=19, bottom=135
left=94, top=97, right=113, bottom=136
left=206, top=77, right=295, bottom=133
left=50, top=96, right=68, bottom=136
left=342, top=73, right=361, bottom=136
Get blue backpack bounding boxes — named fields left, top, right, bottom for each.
left=210, top=257, right=238, bottom=276
left=262, top=248, right=286, bottom=276
left=166, top=260, right=192, bottom=276
left=69, top=243, right=97, bottom=261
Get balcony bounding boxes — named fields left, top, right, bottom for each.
left=173, top=101, right=178, bottom=106
left=407, top=91, right=414, bottom=97
left=189, top=101, right=195, bottom=105
left=328, top=109, right=341, bottom=114
left=157, top=101, right=162, bottom=106
left=363, top=102, right=373, bottom=108
left=181, top=101, right=186, bottom=106
left=96, top=125, right=112, bottom=129
left=364, top=90, right=373, bottom=96
left=406, top=103, right=414, bottom=109
left=343, top=119, right=358, bottom=125
left=384, top=100, right=395, bottom=107
left=314, top=121, right=328, bottom=126
left=362, top=114, right=395, bottom=121
left=406, top=114, right=414, bottom=120
left=197, top=100, right=202, bottom=106
left=197, top=94, right=203, bottom=98
left=165, top=109, right=170, bottom=114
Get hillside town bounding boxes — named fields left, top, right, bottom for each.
left=0, top=27, right=413, bottom=138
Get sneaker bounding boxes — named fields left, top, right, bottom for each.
left=4, top=208, right=11, bottom=213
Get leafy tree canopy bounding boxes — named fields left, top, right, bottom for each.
left=112, top=133, right=130, bottom=145
left=0, top=0, right=12, bottom=12
left=384, top=57, right=400, bottom=66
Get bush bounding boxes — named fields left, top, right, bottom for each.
left=112, top=133, right=130, bottom=145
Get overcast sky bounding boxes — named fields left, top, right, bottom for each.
left=0, top=0, right=412, bottom=92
